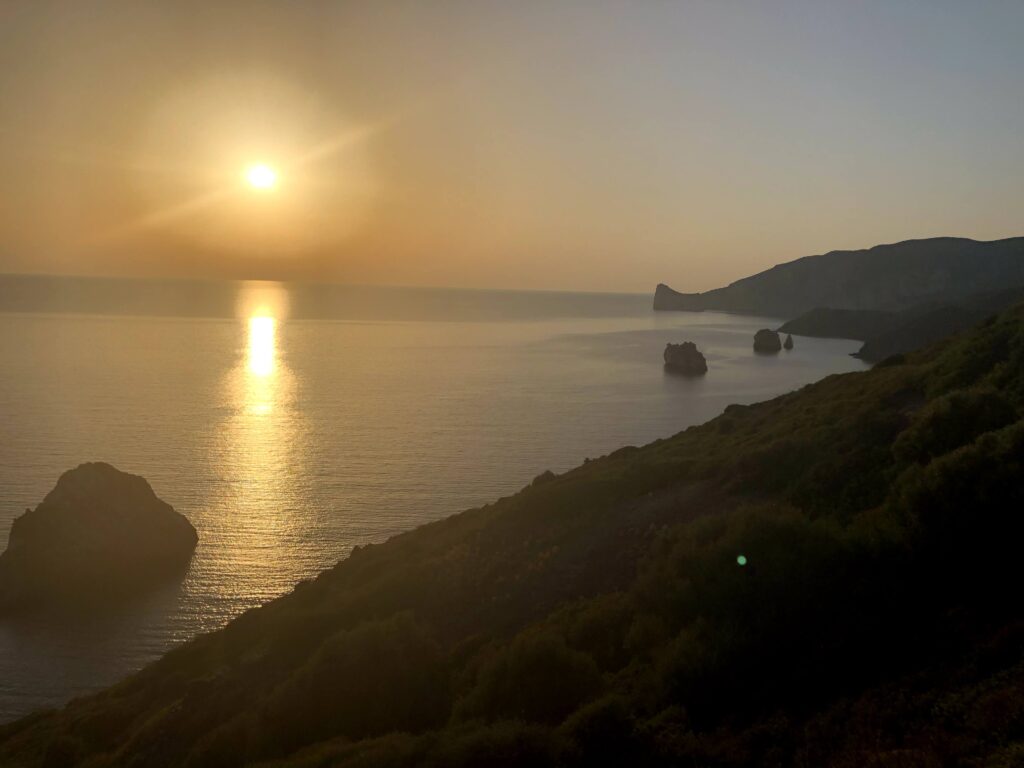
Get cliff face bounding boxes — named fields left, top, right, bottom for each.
left=0, top=463, right=197, bottom=610
left=654, top=237, right=1024, bottom=316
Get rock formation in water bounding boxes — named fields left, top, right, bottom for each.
left=753, top=329, right=782, bottom=353
left=784, top=334, right=794, bottom=350
left=663, top=341, right=708, bottom=375
left=0, top=462, right=197, bottom=611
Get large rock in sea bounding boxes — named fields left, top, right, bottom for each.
left=753, top=329, right=783, bottom=353
left=663, top=341, right=708, bottom=375
left=0, top=463, right=197, bottom=611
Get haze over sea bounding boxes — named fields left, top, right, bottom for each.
left=0, top=277, right=866, bottom=722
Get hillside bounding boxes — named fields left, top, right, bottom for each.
left=3, top=305, right=1024, bottom=766
left=778, top=286, right=1024, bottom=361
left=654, top=236, right=1024, bottom=316
left=775, top=307, right=900, bottom=342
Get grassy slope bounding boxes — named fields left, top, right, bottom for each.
left=4, top=306, right=1024, bottom=767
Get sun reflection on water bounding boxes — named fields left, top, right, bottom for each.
left=245, top=315, right=279, bottom=415
left=248, top=316, right=277, bottom=378
left=198, top=281, right=316, bottom=611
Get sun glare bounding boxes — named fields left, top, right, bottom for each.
left=245, top=163, right=278, bottom=190
left=248, top=315, right=277, bottom=377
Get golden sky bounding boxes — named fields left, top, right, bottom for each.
left=1, top=1, right=1023, bottom=292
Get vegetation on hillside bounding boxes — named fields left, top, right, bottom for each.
left=4, top=305, right=1024, bottom=767
left=778, top=286, right=1024, bottom=361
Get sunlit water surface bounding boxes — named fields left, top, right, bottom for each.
left=0, top=283, right=867, bottom=721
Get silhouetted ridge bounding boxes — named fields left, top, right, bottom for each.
left=654, top=236, right=1024, bottom=316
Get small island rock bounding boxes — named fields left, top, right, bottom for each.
left=753, top=329, right=783, bottom=353
left=663, top=341, right=708, bottom=375
left=784, top=334, right=794, bottom=350
left=0, top=462, right=198, bottom=611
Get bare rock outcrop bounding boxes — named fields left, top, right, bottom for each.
left=0, top=462, right=197, bottom=611
left=663, top=342, right=708, bottom=375
left=753, top=329, right=783, bottom=353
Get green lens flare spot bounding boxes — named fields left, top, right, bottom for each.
left=736, top=555, right=747, bottom=566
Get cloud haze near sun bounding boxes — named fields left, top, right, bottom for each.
left=1, top=1, right=1023, bottom=292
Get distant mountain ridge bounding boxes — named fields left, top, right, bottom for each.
left=654, top=236, right=1024, bottom=317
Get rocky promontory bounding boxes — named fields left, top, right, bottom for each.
left=663, top=342, right=708, bottom=375
left=652, top=237, right=1024, bottom=317
left=0, top=462, right=197, bottom=611
left=753, top=329, right=782, bottom=353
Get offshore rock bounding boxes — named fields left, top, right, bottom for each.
left=663, top=341, right=708, bottom=375
left=0, top=462, right=197, bottom=611
left=754, top=329, right=783, bottom=353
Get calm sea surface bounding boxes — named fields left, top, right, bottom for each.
left=0, top=280, right=867, bottom=722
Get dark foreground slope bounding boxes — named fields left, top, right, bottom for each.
left=4, top=309, right=1024, bottom=767
left=654, top=236, right=1024, bottom=316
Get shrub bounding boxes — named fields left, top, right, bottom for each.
left=455, top=631, right=602, bottom=725
left=560, top=695, right=638, bottom=767
left=892, top=388, right=1016, bottom=465
left=253, top=613, right=450, bottom=758
left=433, top=721, right=564, bottom=768
left=893, top=419, right=1024, bottom=580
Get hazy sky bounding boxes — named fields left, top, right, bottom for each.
left=1, top=1, right=1022, bottom=292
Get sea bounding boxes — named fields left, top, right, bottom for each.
left=0, top=276, right=867, bottom=722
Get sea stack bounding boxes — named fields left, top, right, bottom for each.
left=0, top=463, right=198, bottom=611
left=663, top=341, right=708, bottom=375
left=753, top=329, right=783, bottom=353
left=784, top=334, right=794, bottom=350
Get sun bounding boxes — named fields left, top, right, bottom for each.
left=245, top=163, right=278, bottom=190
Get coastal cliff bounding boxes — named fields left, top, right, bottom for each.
left=654, top=237, right=1024, bottom=317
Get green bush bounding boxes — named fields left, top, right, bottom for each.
left=893, top=388, right=1017, bottom=465
left=632, top=505, right=904, bottom=721
left=432, top=722, right=564, bottom=768
left=253, top=613, right=449, bottom=758
left=893, top=418, right=1024, bottom=577
left=455, top=631, right=603, bottom=725
left=559, top=695, right=638, bottom=767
